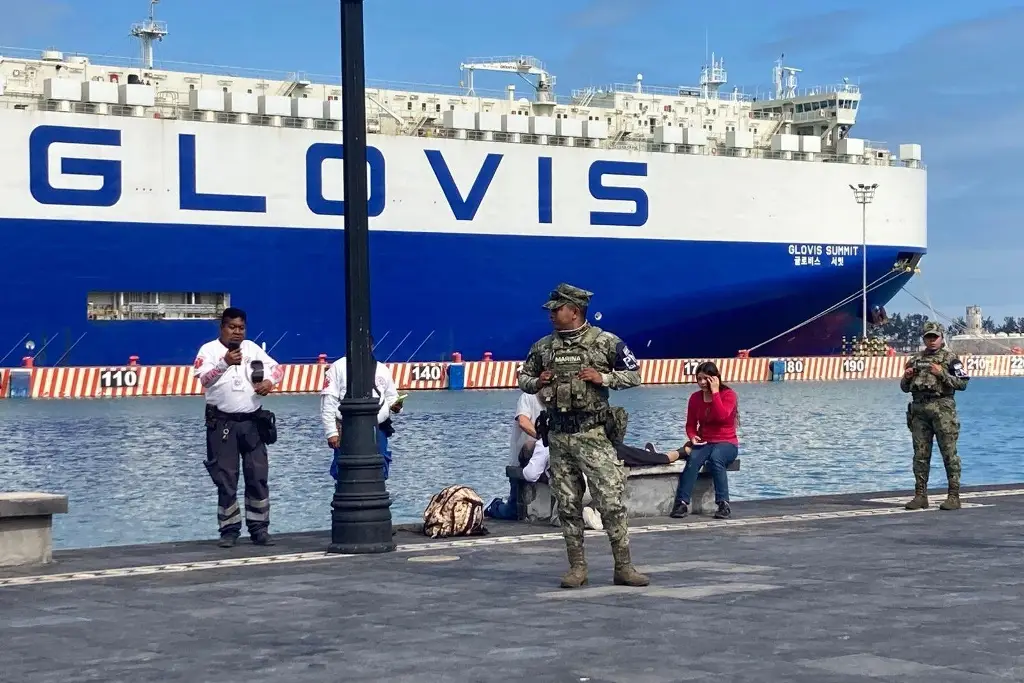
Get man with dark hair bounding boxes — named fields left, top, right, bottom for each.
left=193, top=307, right=284, bottom=547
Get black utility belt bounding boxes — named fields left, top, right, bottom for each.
left=911, top=395, right=953, bottom=404
left=205, top=404, right=278, bottom=444
left=206, top=405, right=259, bottom=422
left=547, top=409, right=607, bottom=434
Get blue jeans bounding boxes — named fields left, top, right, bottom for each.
left=674, top=442, right=738, bottom=505
left=486, top=480, right=521, bottom=520
left=330, top=428, right=392, bottom=480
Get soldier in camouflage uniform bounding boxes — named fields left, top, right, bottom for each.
left=900, top=321, right=970, bottom=511
left=518, top=283, right=649, bottom=589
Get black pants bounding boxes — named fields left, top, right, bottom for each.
left=204, top=411, right=270, bottom=537
left=614, top=442, right=673, bottom=467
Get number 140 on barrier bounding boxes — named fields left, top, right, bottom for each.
left=409, top=364, right=444, bottom=382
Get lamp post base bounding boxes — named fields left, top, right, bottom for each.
left=327, top=396, right=396, bottom=554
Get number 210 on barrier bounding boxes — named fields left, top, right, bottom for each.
left=410, top=364, right=444, bottom=382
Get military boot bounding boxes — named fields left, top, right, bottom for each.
left=939, top=485, right=961, bottom=511
left=905, top=494, right=929, bottom=510
left=905, top=479, right=929, bottom=510
left=611, top=541, right=650, bottom=587
left=559, top=544, right=588, bottom=589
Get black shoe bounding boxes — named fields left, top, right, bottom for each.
left=218, top=533, right=239, bottom=548
left=669, top=501, right=689, bottom=518
left=644, top=442, right=657, bottom=453
left=714, top=501, right=731, bottom=519
left=251, top=530, right=275, bottom=546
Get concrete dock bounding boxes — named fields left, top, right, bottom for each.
left=2, top=484, right=1023, bottom=682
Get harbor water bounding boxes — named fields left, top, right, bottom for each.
left=2, top=379, right=1021, bottom=550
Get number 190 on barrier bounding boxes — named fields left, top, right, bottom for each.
left=842, top=358, right=866, bottom=373
left=410, top=364, right=444, bottom=382
left=99, top=368, right=139, bottom=388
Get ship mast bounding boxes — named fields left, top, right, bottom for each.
left=130, top=0, right=168, bottom=69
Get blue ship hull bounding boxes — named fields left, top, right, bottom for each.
left=0, top=218, right=920, bottom=367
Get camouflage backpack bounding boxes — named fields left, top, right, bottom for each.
left=605, top=406, right=629, bottom=444
left=422, top=485, right=488, bottom=538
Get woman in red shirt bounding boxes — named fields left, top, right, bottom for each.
left=670, top=361, right=739, bottom=519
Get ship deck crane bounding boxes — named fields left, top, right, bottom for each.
left=459, top=55, right=556, bottom=104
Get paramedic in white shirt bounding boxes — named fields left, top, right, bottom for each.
left=192, top=307, right=283, bottom=548
left=320, top=347, right=402, bottom=480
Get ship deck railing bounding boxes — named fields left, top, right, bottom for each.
left=0, top=96, right=924, bottom=170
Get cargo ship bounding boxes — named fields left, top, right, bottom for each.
left=0, top=2, right=925, bottom=367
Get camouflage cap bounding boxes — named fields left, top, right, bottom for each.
left=543, top=283, right=593, bottom=310
left=921, top=321, right=944, bottom=337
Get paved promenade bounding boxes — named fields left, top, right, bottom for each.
left=2, top=484, right=1023, bottom=682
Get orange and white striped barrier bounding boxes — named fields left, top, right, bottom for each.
left=30, top=366, right=203, bottom=399
left=277, top=364, right=325, bottom=394
left=958, top=354, right=1024, bottom=378
left=640, top=358, right=771, bottom=384
left=767, top=355, right=906, bottom=382
left=26, top=362, right=448, bottom=399
left=463, top=361, right=522, bottom=389
left=390, top=362, right=449, bottom=390
left=6, top=353, right=1023, bottom=399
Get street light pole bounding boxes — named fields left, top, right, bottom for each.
left=849, top=183, right=878, bottom=341
left=328, top=0, right=395, bottom=555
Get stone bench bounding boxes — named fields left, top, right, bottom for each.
left=507, top=458, right=741, bottom=525
left=0, top=492, right=68, bottom=567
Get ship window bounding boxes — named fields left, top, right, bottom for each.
left=247, top=89, right=253, bottom=94
left=86, top=291, right=231, bottom=322
left=189, top=84, right=195, bottom=90
left=435, top=104, right=441, bottom=112
left=407, top=101, right=412, bottom=110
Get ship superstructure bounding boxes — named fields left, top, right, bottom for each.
left=0, top=2, right=925, bottom=366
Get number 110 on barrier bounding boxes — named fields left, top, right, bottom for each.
left=99, top=368, right=139, bottom=388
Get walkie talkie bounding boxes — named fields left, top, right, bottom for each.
left=250, top=359, right=264, bottom=384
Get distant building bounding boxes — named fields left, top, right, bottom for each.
left=949, top=306, right=1024, bottom=355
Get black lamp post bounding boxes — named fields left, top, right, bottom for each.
left=327, top=0, right=396, bottom=555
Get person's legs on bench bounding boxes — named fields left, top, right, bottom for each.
left=670, top=445, right=712, bottom=518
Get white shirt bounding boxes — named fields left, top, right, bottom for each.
left=320, top=356, right=398, bottom=439
left=522, top=442, right=550, bottom=483
left=193, top=339, right=282, bottom=414
left=509, top=391, right=544, bottom=467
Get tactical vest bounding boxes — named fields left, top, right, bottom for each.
left=540, top=326, right=610, bottom=414
left=908, top=349, right=952, bottom=397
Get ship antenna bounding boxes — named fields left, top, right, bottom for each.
left=130, top=0, right=168, bottom=69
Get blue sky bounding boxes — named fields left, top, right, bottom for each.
left=3, top=0, right=1022, bottom=323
